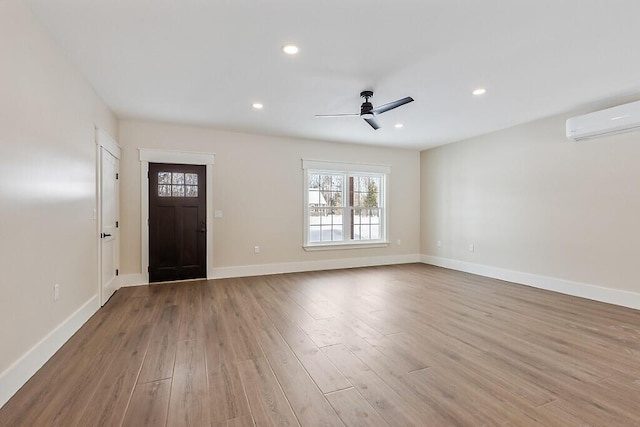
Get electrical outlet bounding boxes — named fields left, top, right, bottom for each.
left=54, top=284, right=60, bottom=301
left=437, top=240, right=442, bottom=248
left=254, top=245, right=260, bottom=254
left=396, top=239, right=401, bottom=246
left=214, top=210, right=223, bottom=218
left=469, top=243, right=475, bottom=252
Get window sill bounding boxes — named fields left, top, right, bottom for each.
left=303, top=241, right=390, bottom=251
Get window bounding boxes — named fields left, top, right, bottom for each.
left=303, top=160, right=389, bottom=249
left=157, top=171, right=198, bottom=198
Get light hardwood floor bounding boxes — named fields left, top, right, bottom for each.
left=1, top=264, right=640, bottom=426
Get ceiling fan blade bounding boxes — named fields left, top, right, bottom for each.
left=372, top=96, right=414, bottom=115
left=363, top=117, right=380, bottom=130
left=315, top=113, right=360, bottom=118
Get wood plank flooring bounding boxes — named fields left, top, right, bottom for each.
left=1, top=263, right=640, bottom=426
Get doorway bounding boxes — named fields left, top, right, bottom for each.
left=148, top=163, right=207, bottom=282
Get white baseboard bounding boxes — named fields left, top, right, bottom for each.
left=116, top=254, right=421, bottom=285
left=210, top=254, right=421, bottom=279
left=421, top=255, right=640, bottom=311
left=0, top=295, right=100, bottom=409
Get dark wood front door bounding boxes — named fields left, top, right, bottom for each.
left=149, top=163, right=206, bottom=282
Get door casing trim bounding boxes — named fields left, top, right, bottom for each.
left=139, top=149, right=215, bottom=283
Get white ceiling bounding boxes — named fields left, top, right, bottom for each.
left=26, top=0, right=640, bottom=150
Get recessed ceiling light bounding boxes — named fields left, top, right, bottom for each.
left=394, top=123, right=404, bottom=128
left=252, top=103, right=263, bottom=110
left=282, top=44, right=299, bottom=55
left=472, top=88, right=487, bottom=96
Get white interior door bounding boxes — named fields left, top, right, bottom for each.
left=100, top=146, right=119, bottom=305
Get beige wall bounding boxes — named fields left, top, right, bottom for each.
left=119, top=120, right=421, bottom=275
left=421, top=110, right=640, bottom=294
left=0, top=1, right=117, bottom=374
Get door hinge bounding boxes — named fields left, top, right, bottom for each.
left=147, top=266, right=150, bottom=273
left=116, top=173, right=119, bottom=180
left=116, top=269, right=119, bottom=276
left=147, top=171, right=150, bottom=179
left=116, top=221, right=119, bottom=228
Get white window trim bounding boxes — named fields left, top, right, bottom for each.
left=302, top=159, right=390, bottom=251
left=302, top=159, right=391, bottom=174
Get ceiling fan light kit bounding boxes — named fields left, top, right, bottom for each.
left=316, top=90, right=414, bottom=130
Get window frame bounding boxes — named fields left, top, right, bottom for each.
left=302, top=159, right=390, bottom=251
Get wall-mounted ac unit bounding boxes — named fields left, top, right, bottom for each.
left=566, top=100, right=640, bottom=141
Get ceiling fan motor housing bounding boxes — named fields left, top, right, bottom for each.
left=360, top=90, right=375, bottom=118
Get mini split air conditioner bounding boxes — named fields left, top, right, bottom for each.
left=566, top=100, right=640, bottom=141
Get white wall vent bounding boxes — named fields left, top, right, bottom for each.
left=566, top=100, right=640, bottom=141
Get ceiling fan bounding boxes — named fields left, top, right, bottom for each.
left=315, top=90, right=414, bottom=130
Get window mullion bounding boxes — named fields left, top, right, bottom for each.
left=343, top=172, right=351, bottom=243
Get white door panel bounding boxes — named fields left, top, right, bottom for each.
left=100, top=146, right=119, bottom=305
